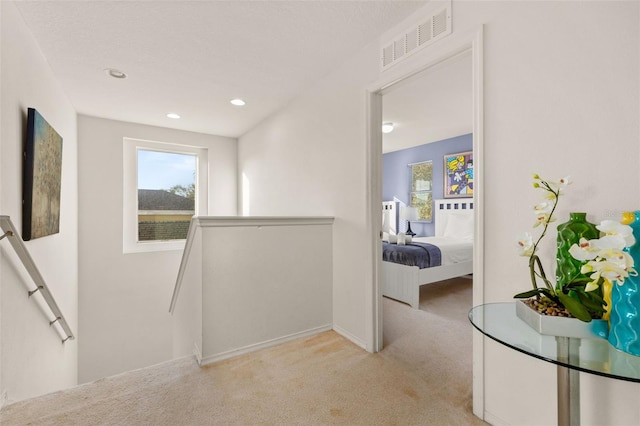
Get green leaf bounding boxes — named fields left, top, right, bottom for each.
left=539, top=289, right=559, bottom=302
left=557, top=292, right=592, bottom=322
left=566, top=277, right=590, bottom=286
left=514, top=289, right=543, bottom=299
left=576, top=291, right=606, bottom=313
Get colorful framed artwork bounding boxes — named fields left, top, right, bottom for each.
left=443, top=151, right=473, bottom=198
left=23, top=108, right=63, bottom=241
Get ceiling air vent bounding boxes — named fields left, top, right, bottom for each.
left=418, top=19, right=432, bottom=46
left=382, top=44, right=394, bottom=67
left=432, top=8, right=448, bottom=38
left=406, top=28, right=418, bottom=53
left=381, top=3, right=452, bottom=71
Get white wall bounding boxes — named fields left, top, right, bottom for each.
left=77, top=115, right=237, bottom=383
left=0, top=2, right=78, bottom=404
left=239, top=1, right=640, bottom=424
left=199, top=218, right=333, bottom=364
left=172, top=217, right=333, bottom=364
left=240, top=39, right=380, bottom=348
left=455, top=2, right=640, bottom=424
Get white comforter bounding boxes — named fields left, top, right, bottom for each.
left=411, top=236, right=473, bottom=266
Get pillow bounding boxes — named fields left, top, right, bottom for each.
left=382, top=232, right=390, bottom=242
left=388, top=234, right=398, bottom=244
left=397, top=233, right=407, bottom=245
left=442, top=213, right=474, bottom=240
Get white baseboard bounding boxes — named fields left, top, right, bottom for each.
left=193, top=342, right=202, bottom=366
left=484, top=411, right=511, bottom=426
left=332, top=325, right=366, bottom=350
left=199, top=324, right=332, bottom=366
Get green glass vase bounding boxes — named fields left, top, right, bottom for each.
left=556, top=212, right=598, bottom=288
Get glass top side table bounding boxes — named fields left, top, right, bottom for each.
left=469, top=303, right=640, bottom=426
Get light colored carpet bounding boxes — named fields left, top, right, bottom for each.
left=1, top=277, right=486, bottom=425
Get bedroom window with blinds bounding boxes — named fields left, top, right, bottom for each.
left=409, top=161, right=433, bottom=222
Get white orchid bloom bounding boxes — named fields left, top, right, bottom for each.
left=580, top=247, right=636, bottom=289
left=580, top=262, right=595, bottom=274
left=596, top=221, right=635, bottom=247
left=581, top=264, right=610, bottom=292
left=534, top=201, right=553, bottom=216
left=599, top=262, right=629, bottom=285
left=572, top=229, right=637, bottom=290
left=532, top=202, right=555, bottom=227
left=547, top=176, right=572, bottom=194
left=569, top=238, right=599, bottom=261
left=600, top=250, right=636, bottom=283
left=516, top=233, right=534, bottom=257
left=558, top=176, right=572, bottom=187
left=581, top=264, right=605, bottom=292
left=553, top=176, right=572, bottom=188
left=591, top=234, right=627, bottom=251
left=534, top=215, right=548, bottom=228
left=624, top=252, right=638, bottom=277
left=585, top=280, right=600, bottom=292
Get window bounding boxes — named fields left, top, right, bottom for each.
left=123, top=138, right=208, bottom=253
left=137, top=150, right=195, bottom=242
left=409, top=161, right=433, bottom=222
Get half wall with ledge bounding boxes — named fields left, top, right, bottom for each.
left=170, top=216, right=334, bottom=365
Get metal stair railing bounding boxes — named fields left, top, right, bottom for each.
left=0, top=215, right=74, bottom=343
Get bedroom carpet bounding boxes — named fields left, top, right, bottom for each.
left=0, top=277, right=486, bottom=425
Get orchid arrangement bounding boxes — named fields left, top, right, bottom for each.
left=514, top=174, right=636, bottom=322
left=569, top=221, right=636, bottom=291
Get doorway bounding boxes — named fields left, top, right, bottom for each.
left=366, top=27, right=485, bottom=418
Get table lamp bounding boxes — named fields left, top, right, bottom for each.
left=400, top=206, right=418, bottom=237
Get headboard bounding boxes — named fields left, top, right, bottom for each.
left=382, top=198, right=473, bottom=238
left=434, top=198, right=474, bottom=238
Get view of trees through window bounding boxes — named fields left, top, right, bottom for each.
left=167, top=183, right=195, bottom=200
left=410, top=161, right=433, bottom=222
left=137, top=149, right=196, bottom=242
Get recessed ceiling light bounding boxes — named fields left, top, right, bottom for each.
left=104, top=68, right=127, bottom=79
left=230, top=98, right=246, bottom=106
left=167, top=113, right=180, bottom=119
left=382, top=122, right=395, bottom=133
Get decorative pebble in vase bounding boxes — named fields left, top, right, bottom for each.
left=608, top=211, right=640, bottom=356
left=556, top=212, right=599, bottom=288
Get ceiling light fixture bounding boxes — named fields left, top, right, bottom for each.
left=167, top=113, right=181, bottom=119
left=230, top=98, right=246, bottom=106
left=382, top=122, right=395, bottom=133
left=104, top=68, right=127, bottom=79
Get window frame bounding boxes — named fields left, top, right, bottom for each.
left=123, top=137, right=208, bottom=253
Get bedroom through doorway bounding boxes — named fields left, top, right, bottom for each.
left=380, top=49, right=475, bottom=325
left=367, top=26, right=485, bottom=417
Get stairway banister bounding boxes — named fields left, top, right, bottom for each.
left=0, top=215, right=74, bottom=343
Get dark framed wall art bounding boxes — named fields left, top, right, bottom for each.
left=23, top=108, right=63, bottom=241
left=443, top=150, right=473, bottom=198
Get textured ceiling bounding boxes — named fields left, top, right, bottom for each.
left=15, top=0, right=429, bottom=138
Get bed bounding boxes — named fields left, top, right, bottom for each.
left=382, top=198, right=473, bottom=309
